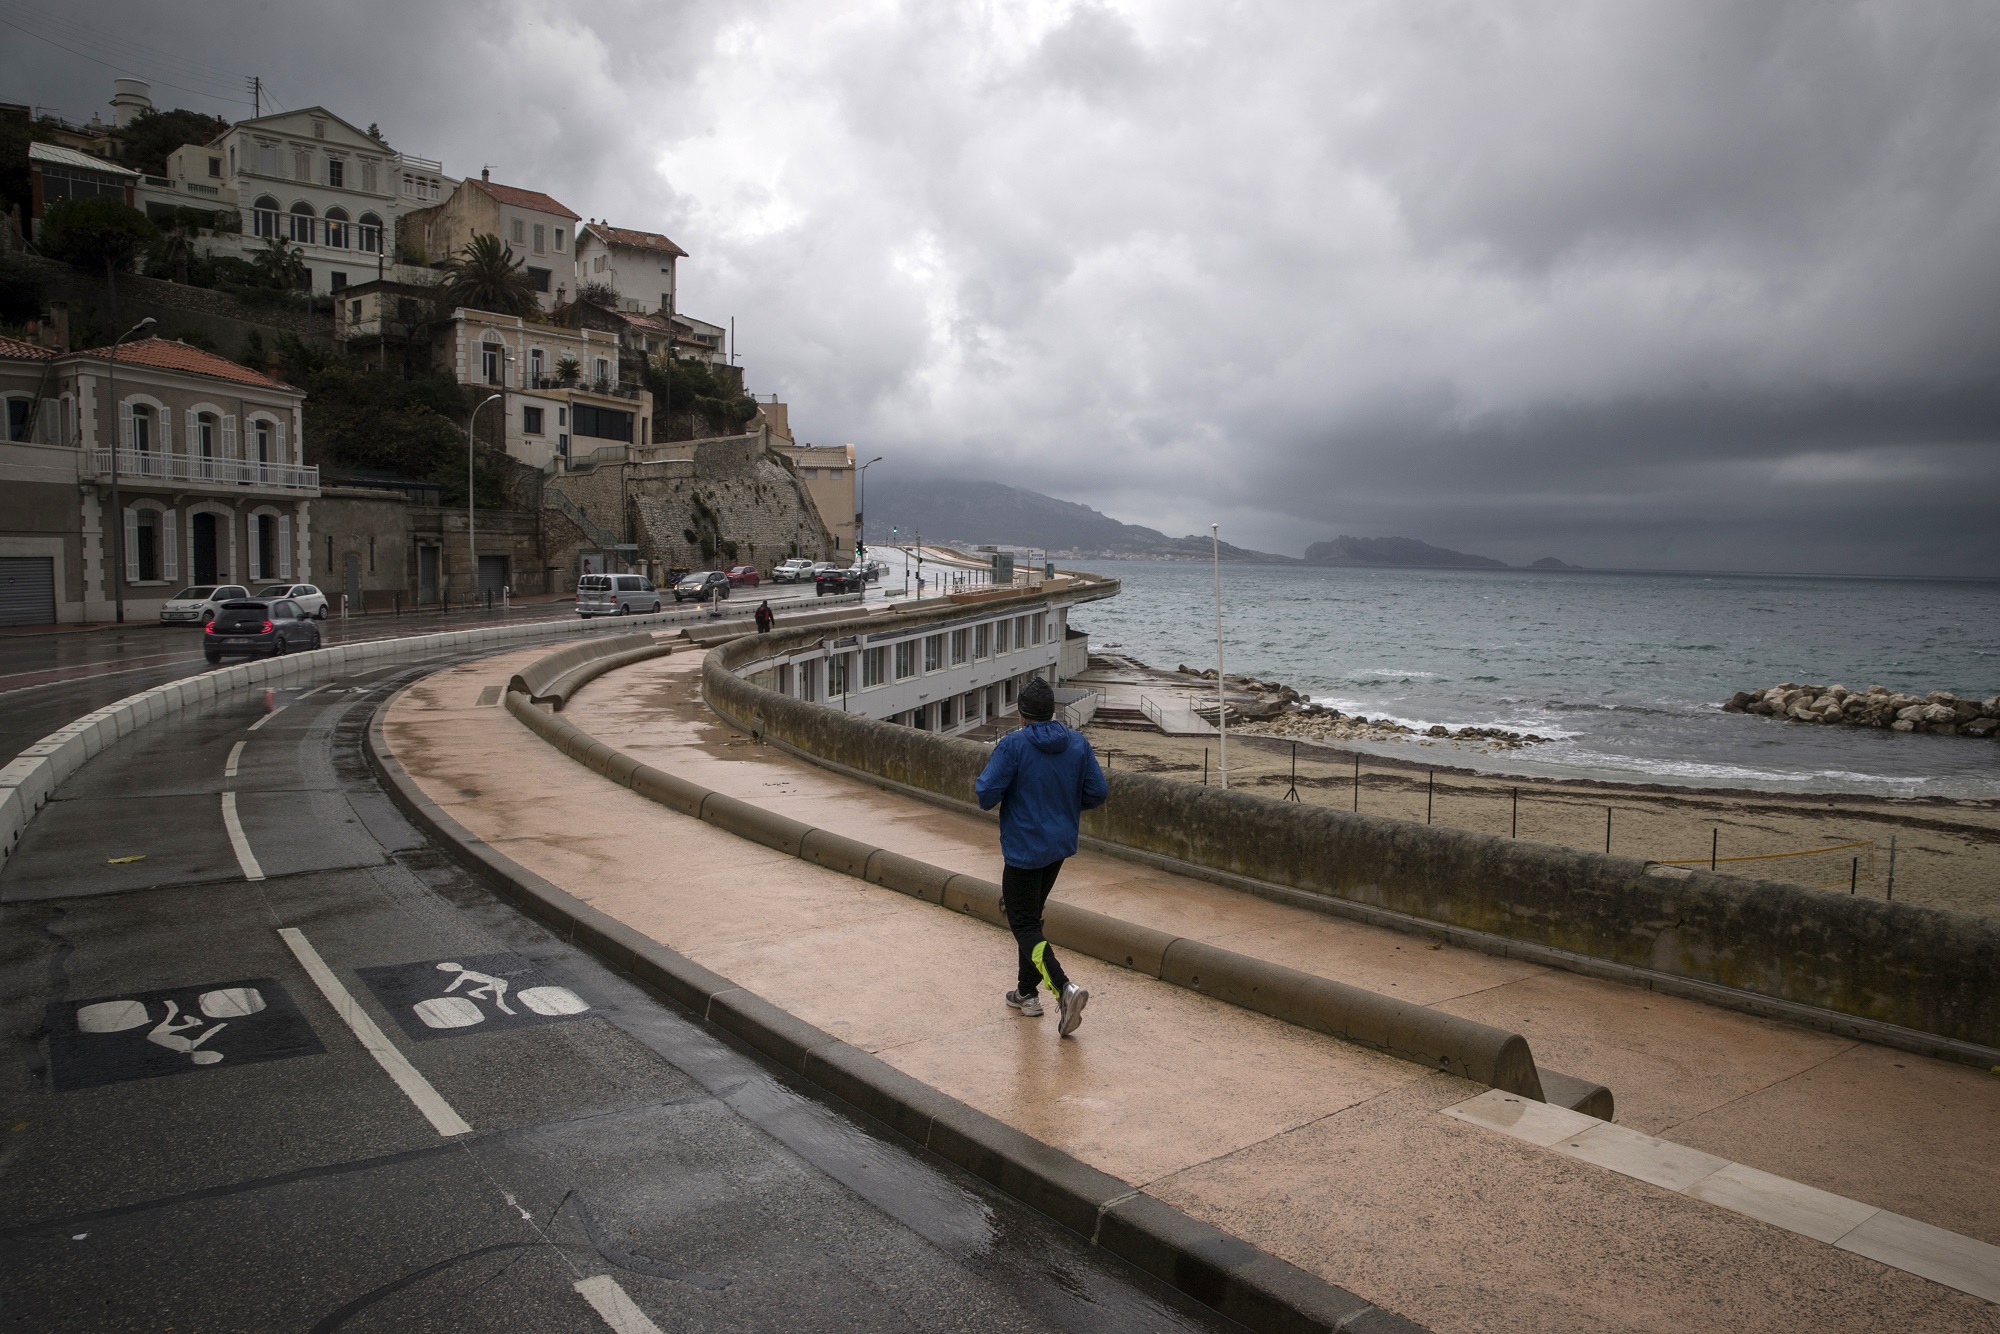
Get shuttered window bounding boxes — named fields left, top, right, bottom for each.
left=161, top=509, right=178, bottom=582
left=277, top=513, right=292, bottom=577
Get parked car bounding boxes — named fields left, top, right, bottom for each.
left=725, top=565, right=761, bottom=587
left=673, top=571, right=731, bottom=603
left=576, top=573, right=663, bottom=618
left=202, top=599, right=321, bottom=663
left=254, top=583, right=329, bottom=618
left=772, top=559, right=814, bottom=584
left=159, top=585, right=249, bottom=626
left=815, top=565, right=867, bottom=595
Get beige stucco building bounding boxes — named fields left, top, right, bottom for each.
left=399, top=174, right=581, bottom=312
left=0, top=334, right=316, bottom=625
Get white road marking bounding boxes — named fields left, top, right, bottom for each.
left=277, top=928, right=472, bottom=1138
left=223, top=741, right=245, bottom=778
left=297, top=683, right=330, bottom=699
left=220, top=792, right=264, bottom=881
left=1444, top=1089, right=2000, bottom=1304
left=246, top=706, right=284, bottom=732
left=572, top=1276, right=665, bottom=1334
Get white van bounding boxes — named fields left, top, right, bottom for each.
left=576, top=573, right=662, bottom=617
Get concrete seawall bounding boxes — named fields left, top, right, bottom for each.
left=704, top=615, right=2000, bottom=1060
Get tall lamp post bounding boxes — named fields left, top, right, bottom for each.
left=468, top=392, right=503, bottom=602
left=855, top=455, right=883, bottom=560
left=1213, top=522, right=1227, bottom=789
left=105, top=316, right=157, bottom=625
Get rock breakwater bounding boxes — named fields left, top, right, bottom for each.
left=1724, top=683, right=2000, bottom=737
left=1170, top=664, right=1548, bottom=750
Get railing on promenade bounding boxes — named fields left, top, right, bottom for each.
left=91, top=448, right=319, bottom=491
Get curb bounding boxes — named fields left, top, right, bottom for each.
left=364, top=689, right=1426, bottom=1334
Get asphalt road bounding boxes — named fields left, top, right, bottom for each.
left=0, top=647, right=1235, bottom=1333
left=0, top=586, right=834, bottom=771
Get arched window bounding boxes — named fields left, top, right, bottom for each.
left=358, top=211, right=383, bottom=254
left=252, top=195, right=281, bottom=239
left=288, top=201, right=316, bottom=245
left=324, top=207, right=350, bottom=249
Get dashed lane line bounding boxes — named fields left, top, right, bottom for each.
left=220, top=792, right=264, bottom=881
left=246, top=706, right=285, bottom=732
left=278, top=927, right=472, bottom=1138
left=224, top=741, right=244, bottom=779
left=573, top=1276, right=667, bottom=1334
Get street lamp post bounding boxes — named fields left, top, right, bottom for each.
left=855, top=455, right=883, bottom=559
left=105, top=316, right=157, bottom=625
left=468, top=392, right=503, bottom=601
left=1213, top=522, right=1227, bottom=789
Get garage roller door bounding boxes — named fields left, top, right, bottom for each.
left=0, top=556, right=56, bottom=626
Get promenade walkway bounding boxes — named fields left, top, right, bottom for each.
left=384, top=646, right=2000, bottom=1333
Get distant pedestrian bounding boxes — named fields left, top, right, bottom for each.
left=754, top=600, right=773, bottom=634
left=975, top=676, right=1107, bottom=1036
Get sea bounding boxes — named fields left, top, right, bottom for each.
left=1061, top=561, right=2000, bottom=801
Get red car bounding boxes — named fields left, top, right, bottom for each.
left=725, top=565, right=761, bottom=587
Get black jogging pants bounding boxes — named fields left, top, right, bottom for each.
left=1002, top=860, right=1071, bottom=997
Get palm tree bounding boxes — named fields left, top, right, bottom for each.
left=443, top=233, right=538, bottom=317
left=150, top=214, right=201, bottom=285
left=252, top=238, right=307, bottom=291
left=554, top=355, right=581, bottom=386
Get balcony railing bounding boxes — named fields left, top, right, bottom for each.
left=92, top=448, right=319, bottom=491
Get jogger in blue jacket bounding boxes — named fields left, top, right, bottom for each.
left=975, top=676, right=1108, bottom=1036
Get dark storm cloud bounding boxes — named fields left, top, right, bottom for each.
left=8, top=1, right=1998, bottom=574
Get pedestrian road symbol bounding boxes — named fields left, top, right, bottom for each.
left=356, top=953, right=593, bottom=1042
left=47, top=978, right=323, bottom=1090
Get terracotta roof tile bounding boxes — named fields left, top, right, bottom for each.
left=479, top=180, right=580, bottom=221
left=583, top=223, right=688, bottom=258
left=75, top=338, right=296, bottom=391
left=0, top=333, right=57, bottom=361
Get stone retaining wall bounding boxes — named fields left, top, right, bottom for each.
left=705, top=616, right=2000, bottom=1058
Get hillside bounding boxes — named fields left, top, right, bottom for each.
left=862, top=477, right=1292, bottom=561
left=1303, top=535, right=1510, bottom=569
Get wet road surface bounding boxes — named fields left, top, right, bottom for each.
left=0, top=652, right=1235, bottom=1332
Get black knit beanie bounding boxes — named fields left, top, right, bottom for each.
left=1018, top=677, right=1056, bottom=721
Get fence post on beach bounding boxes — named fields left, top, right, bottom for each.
left=1202, top=748, right=1208, bottom=786
left=1711, top=828, right=1718, bottom=872
left=1605, top=806, right=1612, bottom=855
left=1427, top=770, right=1434, bottom=824
left=1512, top=787, right=1518, bottom=838
left=1850, top=858, right=1858, bottom=894
left=1887, top=835, right=1897, bottom=900
left=1285, top=742, right=1300, bottom=802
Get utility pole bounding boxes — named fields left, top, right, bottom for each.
left=105, top=317, right=156, bottom=625
left=1213, top=522, right=1227, bottom=789
left=246, top=76, right=261, bottom=117
left=468, top=392, right=503, bottom=599
left=856, top=455, right=882, bottom=559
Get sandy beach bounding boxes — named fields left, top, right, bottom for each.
left=1065, top=663, right=2000, bottom=922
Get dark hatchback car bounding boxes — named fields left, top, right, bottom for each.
left=203, top=599, right=323, bottom=663
left=673, top=571, right=731, bottom=603
left=815, top=566, right=867, bottom=595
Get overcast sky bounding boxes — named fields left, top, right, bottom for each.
left=7, top=0, right=1998, bottom=575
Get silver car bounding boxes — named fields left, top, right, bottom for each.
left=576, top=573, right=662, bottom=617
left=255, top=583, right=329, bottom=619
left=159, top=585, right=249, bottom=626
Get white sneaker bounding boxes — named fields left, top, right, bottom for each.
left=1005, top=989, right=1043, bottom=1017
left=1057, top=983, right=1088, bottom=1037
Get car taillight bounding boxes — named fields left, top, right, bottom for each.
left=204, top=621, right=217, bottom=634
left=262, top=621, right=274, bottom=634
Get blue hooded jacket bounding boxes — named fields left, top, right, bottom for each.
left=975, top=720, right=1109, bottom=869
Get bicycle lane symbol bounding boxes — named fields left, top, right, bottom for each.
left=354, top=954, right=594, bottom=1043
left=46, top=978, right=325, bottom=1090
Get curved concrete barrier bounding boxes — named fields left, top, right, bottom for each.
left=698, top=615, right=2000, bottom=1069
left=496, top=668, right=1605, bottom=1114
left=507, top=633, right=674, bottom=709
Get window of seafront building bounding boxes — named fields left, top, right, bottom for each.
left=863, top=646, right=887, bottom=687
left=894, top=640, right=916, bottom=680
left=924, top=634, right=943, bottom=672
left=950, top=629, right=969, bottom=665
left=973, top=623, right=989, bottom=659
left=994, top=619, right=1010, bottom=654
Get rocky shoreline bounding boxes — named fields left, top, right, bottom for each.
left=1724, top=683, right=2000, bottom=737
left=1170, top=664, right=1549, bottom=750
